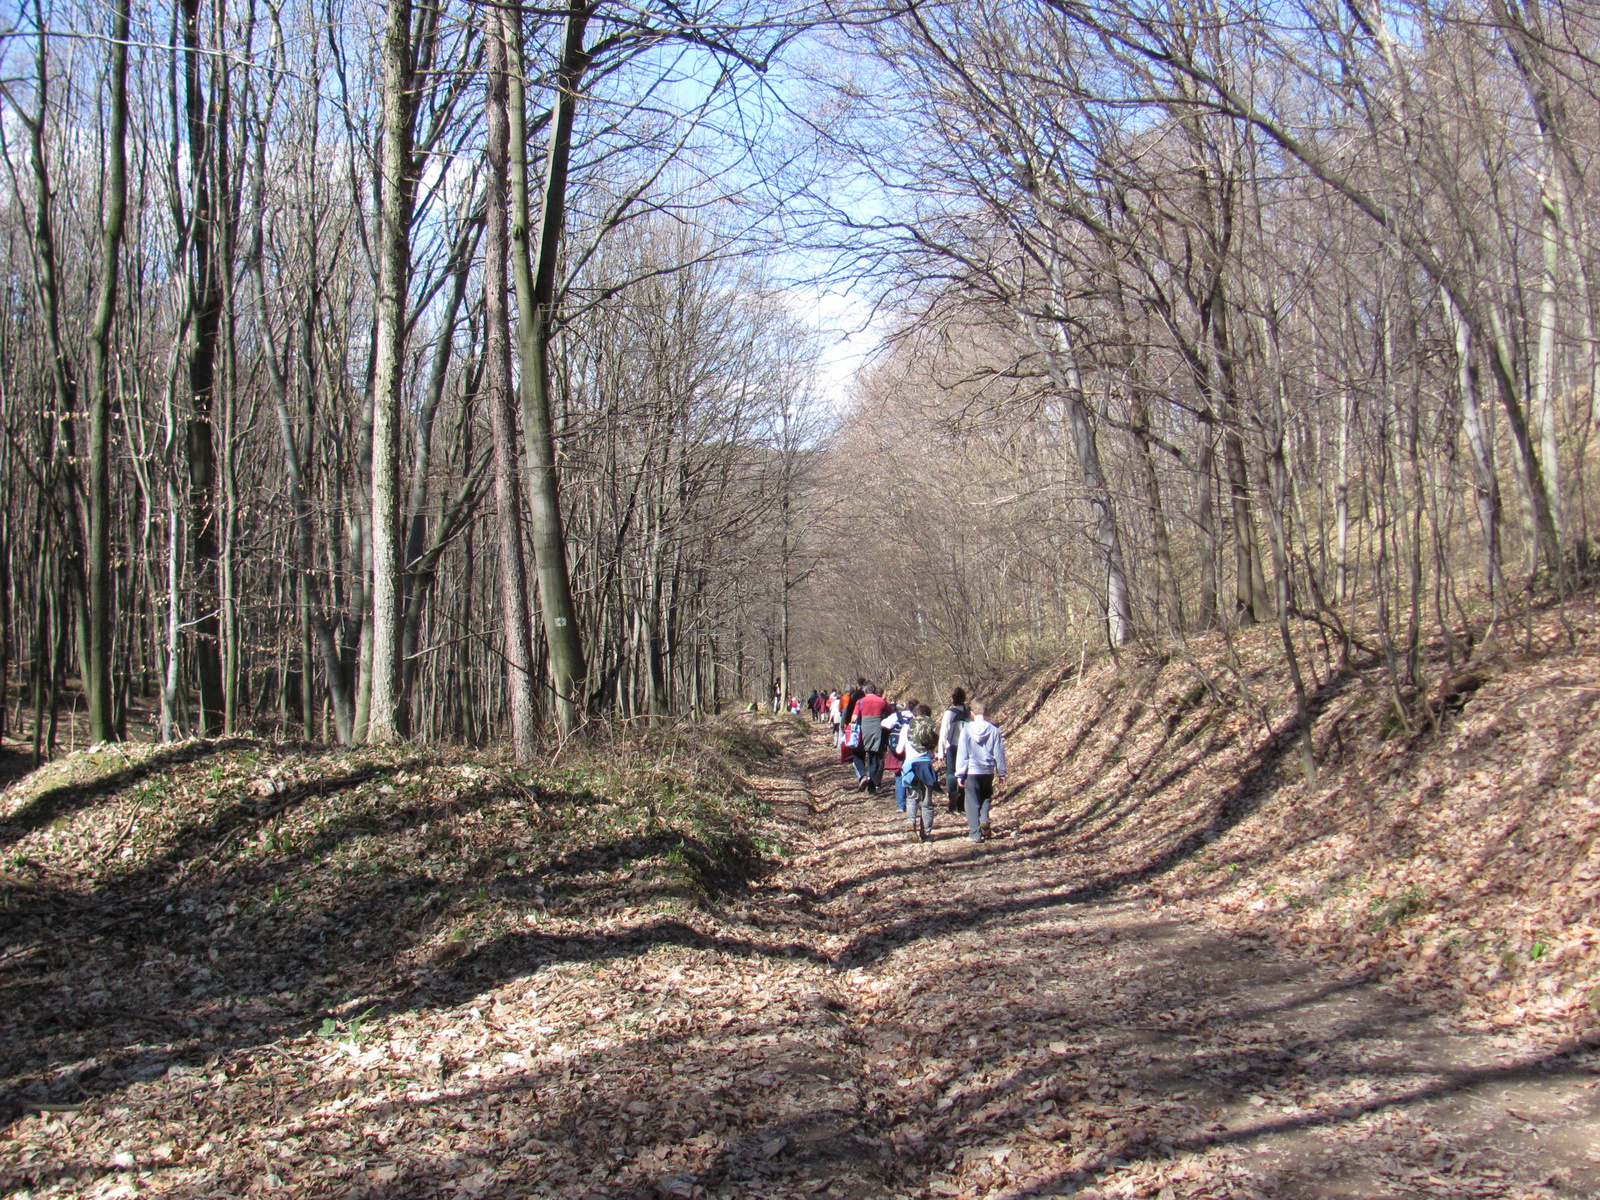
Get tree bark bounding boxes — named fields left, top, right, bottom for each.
left=1132, top=387, right=1182, bottom=632
left=180, top=0, right=229, bottom=735
left=486, top=7, right=540, bottom=757
left=1444, top=289, right=1507, bottom=605
left=508, top=0, right=590, bottom=731
left=1029, top=315, right=1133, bottom=647
left=1335, top=376, right=1354, bottom=604
left=1195, top=420, right=1219, bottom=629
left=1533, top=148, right=1567, bottom=543
left=85, top=0, right=131, bottom=745
left=366, top=0, right=417, bottom=743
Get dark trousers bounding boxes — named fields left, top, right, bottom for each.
left=865, top=749, right=885, bottom=791
left=964, top=773, right=995, bottom=840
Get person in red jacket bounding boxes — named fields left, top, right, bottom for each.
left=841, top=680, right=868, bottom=787
left=853, top=686, right=892, bottom=793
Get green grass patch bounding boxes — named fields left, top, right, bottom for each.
left=1368, top=886, right=1427, bottom=930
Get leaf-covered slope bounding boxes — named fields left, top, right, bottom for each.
left=0, top=719, right=788, bottom=1123
left=988, top=601, right=1600, bottom=1037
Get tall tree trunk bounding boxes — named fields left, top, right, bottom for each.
left=31, top=520, right=47, bottom=766
left=349, top=373, right=374, bottom=742
left=485, top=8, right=539, bottom=757
left=1132, top=388, right=1182, bottom=632
left=1196, top=419, right=1219, bottom=629
left=645, top=508, right=668, bottom=718
left=181, top=0, right=228, bottom=735
left=779, top=495, right=792, bottom=710
left=1029, top=314, right=1133, bottom=647
left=1534, top=154, right=1567, bottom=544
left=507, top=0, right=589, bottom=731
left=1444, top=290, right=1506, bottom=605
left=1335, top=380, right=1353, bottom=604
left=1210, top=308, right=1266, bottom=623
left=85, top=0, right=131, bottom=745
left=161, top=465, right=184, bottom=741
left=221, top=324, right=240, bottom=733
left=22, top=23, right=89, bottom=743
left=366, top=0, right=417, bottom=743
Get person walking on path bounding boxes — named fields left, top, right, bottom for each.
left=854, top=685, right=892, bottom=793
left=881, top=697, right=907, bottom=779
left=887, top=698, right=916, bottom=760
left=895, top=703, right=941, bottom=837
left=955, top=700, right=1006, bottom=841
left=936, top=688, right=971, bottom=815
left=841, top=679, right=865, bottom=725
left=841, top=680, right=868, bottom=786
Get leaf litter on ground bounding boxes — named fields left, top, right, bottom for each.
left=5, top=601, right=1600, bottom=1199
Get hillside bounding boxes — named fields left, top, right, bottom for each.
left=985, top=596, right=1600, bottom=1041
left=0, top=723, right=786, bottom=1125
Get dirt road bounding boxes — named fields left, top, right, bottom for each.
left=686, top=726, right=1600, bottom=1200
left=6, top=723, right=1600, bottom=1199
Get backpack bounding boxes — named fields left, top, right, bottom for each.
left=911, top=714, right=938, bottom=753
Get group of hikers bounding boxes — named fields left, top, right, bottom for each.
left=772, top=688, right=807, bottom=715
left=807, top=682, right=1007, bottom=844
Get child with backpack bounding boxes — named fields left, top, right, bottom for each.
left=895, top=704, right=942, bottom=840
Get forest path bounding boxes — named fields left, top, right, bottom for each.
left=6, top=723, right=1600, bottom=1200
left=727, top=724, right=1600, bottom=1199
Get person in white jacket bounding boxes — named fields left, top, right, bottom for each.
left=936, top=687, right=970, bottom=816
left=955, top=700, right=1006, bottom=842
